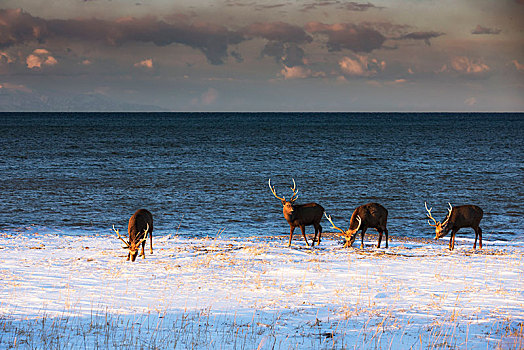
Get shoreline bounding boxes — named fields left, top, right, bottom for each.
left=1, top=232, right=523, bottom=349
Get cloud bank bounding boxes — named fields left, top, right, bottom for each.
left=305, top=22, right=386, bottom=52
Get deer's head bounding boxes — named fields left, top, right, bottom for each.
left=113, top=224, right=149, bottom=262
left=324, top=212, right=362, bottom=241
left=268, top=178, right=299, bottom=217
left=425, top=202, right=453, bottom=239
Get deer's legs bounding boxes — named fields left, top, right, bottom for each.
left=150, top=234, right=153, bottom=254
left=377, top=227, right=389, bottom=248
left=474, top=226, right=483, bottom=250
left=478, top=227, right=482, bottom=249
left=312, top=224, right=322, bottom=247
left=141, top=241, right=146, bottom=258
left=449, top=229, right=457, bottom=250
left=288, top=225, right=295, bottom=247
left=300, top=225, right=310, bottom=247
left=360, top=228, right=367, bottom=249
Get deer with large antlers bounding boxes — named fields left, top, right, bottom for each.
left=325, top=203, right=389, bottom=248
left=113, top=209, right=153, bottom=261
left=425, top=202, right=483, bottom=250
left=268, top=179, right=324, bottom=247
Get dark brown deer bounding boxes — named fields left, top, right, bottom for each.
left=268, top=179, right=324, bottom=247
left=325, top=203, right=389, bottom=248
left=425, top=202, right=483, bottom=250
left=113, top=209, right=154, bottom=261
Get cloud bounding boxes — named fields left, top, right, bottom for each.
left=0, top=82, right=31, bottom=92
left=230, top=50, right=243, bottom=63
left=26, top=48, right=57, bottom=69
left=225, top=1, right=288, bottom=11
left=471, top=25, right=501, bottom=35
left=339, top=54, right=385, bottom=76
left=0, top=51, right=14, bottom=64
left=280, top=65, right=326, bottom=79
left=255, top=3, right=288, bottom=11
left=281, top=65, right=312, bottom=79
left=342, top=2, right=384, bottom=11
left=244, top=22, right=311, bottom=68
left=243, top=22, right=312, bottom=44
left=450, top=56, right=490, bottom=75
left=0, top=8, right=244, bottom=65
left=396, top=31, right=444, bottom=46
left=134, top=58, right=153, bottom=69
left=512, top=60, right=524, bottom=72
left=302, top=1, right=383, bottom=12
left=464, top=97, right=477, bottom=106
left=0, top=9, right=48, bottom=48
left=305, top=22, right=386, bottom=52
left=261, top=42, right=305, bottom=67
left=301, top=1, right=338, bottom=11
left=200, top=87, right=218, bottom=105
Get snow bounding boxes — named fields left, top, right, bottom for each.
left=0, top=231, right=523, bottom=349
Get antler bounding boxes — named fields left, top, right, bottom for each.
left=289, top=178, right=299, bottom=202
left=353, top=215, right=362, bottom=232
left=136, top=223, right=150, bottom=246
left=424, top=202, right=439, bottom=227
left=113, top=225, right=129, bottom=247
left=441, top=203, right=453, bottom=226
left=268, top=178, right=286, bottom=201
left=324, top=212, right=348, bottom=238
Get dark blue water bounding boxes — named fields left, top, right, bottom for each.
left=1, top=113, right=522, bottom=241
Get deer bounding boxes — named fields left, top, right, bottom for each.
left=324, top=203, right=389, bottom=249
left=425, top=202, right=483, bottom=251
left=268, top=178, right=324, bottom=247
left=113, top=209, right=154, bottom=262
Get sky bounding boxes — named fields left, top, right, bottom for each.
left=0, top=0, right=523, bottom=111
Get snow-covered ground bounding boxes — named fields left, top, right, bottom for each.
left=0, top=231, right=523, bottom=349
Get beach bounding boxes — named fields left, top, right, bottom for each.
left=1, top=231, right=522, bottom=349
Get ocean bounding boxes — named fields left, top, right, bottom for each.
left=1, top=112, right=522, bottom=242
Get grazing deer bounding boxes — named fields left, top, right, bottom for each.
left=268, top=179, right=324, bottom=247
left=425, top=202, right=483, bottom=251
left=325, top=203, right=389, bottom=248
left=113, top=209, right=154, bottom=261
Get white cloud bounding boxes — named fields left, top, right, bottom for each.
left=26, top=49, right=58, bottom=69
left=464, top=97, right=477, bottom=106
left=280, top=65, right=325, bottom=79
left=450, top=56, right=490, bottom=75
left=0, top=52, right=14, bottom=64
left=339, top=55, right=385, bottom=77
left=280, top=65, right=312, bottom=79
left=134, top=58, right=153, bottom=69
left=201, top=87, right=218, bottom=105
left=512, top=60, right=524, bottom=72
left=0, top=82, right=32, bottom=92
left=33, top=48, right=50, bottom=55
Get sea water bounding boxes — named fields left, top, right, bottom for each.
left=1, top=112, right=522, bottom=241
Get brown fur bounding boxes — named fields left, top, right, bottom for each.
left=435, top=205, right=483, bottom=250
left=126, top=209, right=154, bottom=261
left=347, top=203, right=389, bottom=248
left=282, top=200, right=324, bottom=247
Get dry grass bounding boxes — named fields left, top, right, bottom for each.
left=0, top=233, right=523, bottom=349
